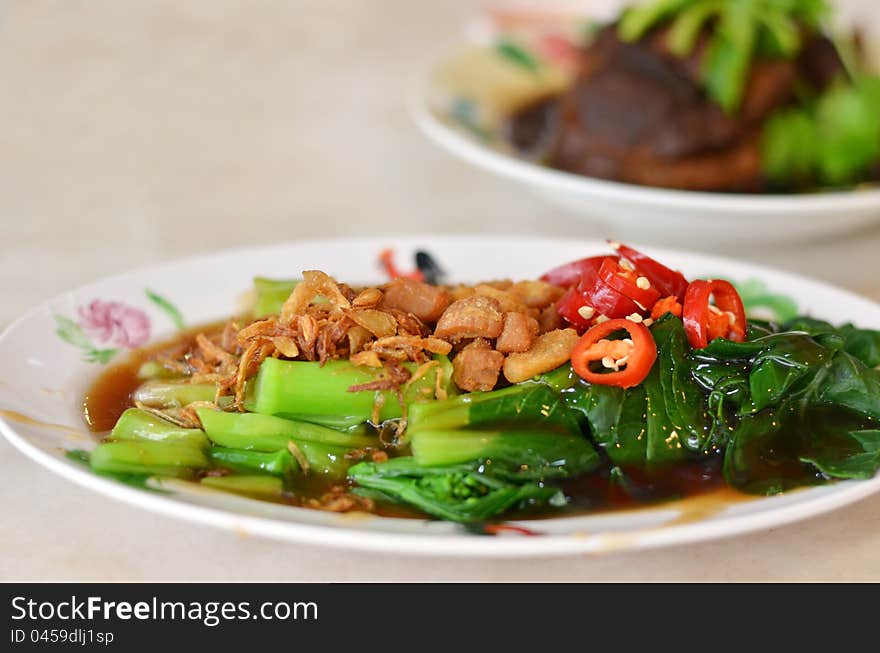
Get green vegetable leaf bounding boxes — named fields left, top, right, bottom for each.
left=653, top=315, right=712, bottom=451
left=618, top=0, right=691, bottom=43
left=667, top=1, right=723, bottom=56
left=811, top=352, right=880, bottom=421
left=349, top=457, right=563, bottom=523
left=618, top=0, right=832, bottom=112
left=702, top=0, right=758, bottom=113
left=782, top=317, right=880, bottom=368
left=145, top=289, right=185, bottom=331
left=801, top=429, right=880, bottom=479
left=762, top=76, right=880, bottom=188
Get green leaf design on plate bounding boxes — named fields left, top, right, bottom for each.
left=55, top=314, right=118, bottom=363
left=55, top=315, right=93, bottom=350
left=85, top=348, right=119, bottom=364
left=146, top=289, right=185, bottom=331
left=496, top=40, right=541, bottom=74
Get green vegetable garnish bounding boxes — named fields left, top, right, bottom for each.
left=762, top=76, right=880, bottom=187
left=619, top=0, right=830, bottom=112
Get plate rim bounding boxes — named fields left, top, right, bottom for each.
left=4, top=234, right=880, bottom=558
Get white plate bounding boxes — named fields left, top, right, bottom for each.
left=409, top=34, right=880, bottom=246
left=2, top=235, right=880, bottom=557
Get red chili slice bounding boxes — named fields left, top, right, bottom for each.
left=555, top=261, right=642, bottom=330
left=541, top=255, right=612, bottom=288
left=598, top=257, right=661, bottom=310
left=571, top=319, right=657, bottom=388
left=556, top=285, right=595, bottom=331
left=578, top=264, right=642, bottom=319
left=613, top=243, right=689, bottom=301
left=682, top=279, right=747, bottom=349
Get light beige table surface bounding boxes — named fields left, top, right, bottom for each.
left=2, top=0, right=880, bottom=581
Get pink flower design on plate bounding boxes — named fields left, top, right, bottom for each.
left=77, top=300, right=151, bottom=349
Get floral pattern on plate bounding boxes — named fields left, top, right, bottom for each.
left=54, top=290, right=184, bottom=363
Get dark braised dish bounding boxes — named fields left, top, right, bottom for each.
left=508, top=0, right=880, bottom=193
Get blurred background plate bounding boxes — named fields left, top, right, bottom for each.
left=410, top=0, right=880, bottom=246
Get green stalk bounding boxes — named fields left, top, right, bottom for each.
left=136, top=360, right=181, bottom=380
left=201, top=475, right=285, bottom=499
left=247, top=357, right=454, bottom=424
left=274, top=413, right=369, bottom=431
left=253, top=277, right=300, bottom=317
left=297, top=441, right=352, bottom=478
left=208, top=446, right=298, bottom=478
left=196, top=408, right=377, bottom=449
left=197, top=408, right=359, bottom=478
left=110, top=408, right=208, bottom=448
left=133, top=380, right=221, bottom=408
left=407, top=381, right=581, bottom=436
left=409, top=427, right=600, bottom=481
left=90, top=440, right=209, bottom=478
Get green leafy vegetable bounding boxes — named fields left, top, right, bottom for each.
left=801, top=429, right=880, bottom=479
left=762, top=76, right=880, bottom=187
left=619, top=0, right=830, bottom=112
left=349, top=457, right=563, bottom=523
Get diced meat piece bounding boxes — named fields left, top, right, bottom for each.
left=434, top=296, right=504, bottom=341
left=508, top=280, right=565, bottom=308
left=448, top=285, right=476, bottom=302
left=452, top=339, right=505, bottom=392
left=474, top=284, right=527, bottom=313
left=496, top=312, right=539, bottom=353
left=539, top=303, right=564, bottom=334
left=481, top=279, right=514, bottom=290
left=503, top=328, right=579, bottom=383
left=381, top=279, right=451, bottom=324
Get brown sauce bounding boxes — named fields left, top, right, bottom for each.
left=83, top=323, right=224, bottom=433
left=81, top=327, right=752, bottom=523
